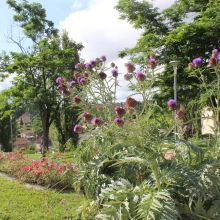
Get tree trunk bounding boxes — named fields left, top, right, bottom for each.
left=54, top=111, right=66, bottom=152
left=41, top=108, right=51, bottom=156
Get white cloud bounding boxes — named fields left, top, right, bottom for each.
left=0, top=74, right=14, bottom=91
left=1, top=0, right=175, bottom=97
left=59, top=0, right=141, bottom=62
left=59, top=0, right=142, bottom=101
left=151, top=0, right=175, bottom=10
left=59, top=0, right=175, bottom=101
left=71, top=0, right=86, bottom=11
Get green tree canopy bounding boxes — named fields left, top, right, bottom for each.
left=1, top=0, right=83, bottom=153
left=116, top=0, right=220, bottom=106
left=0, top=90, right=15, bottom=152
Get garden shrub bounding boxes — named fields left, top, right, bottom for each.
left=63, top=50, right=220, bottom=219
left=0, top=152, right=78, bottom=190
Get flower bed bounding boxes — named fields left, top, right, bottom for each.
left=0, top=152, right=78, bottom=190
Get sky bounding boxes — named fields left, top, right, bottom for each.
left=0, top=0, right=175, bottom=99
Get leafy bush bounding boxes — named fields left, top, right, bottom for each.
left=0, top=152, right=78, bottom=189
left=58, top=49, right=220, bottom=219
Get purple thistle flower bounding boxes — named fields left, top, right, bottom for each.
left=192, top=57, right=202, bottom=67
left=75, top=63, right=83, bottom=69
left=136, top=71, right=146, bottom=81
left=57, top=84, right=65, bottom=91
left=79, top=77, right=87, bottom=85
left=69, top=80, right=77, bottom=87
left=72, top=96, right=81, bottom=104
left=217, top=52, right=220, bottom=61
left=91, top=117, right=103, bottom=126
left=85, top=63, right=93, bottom=70
left=114, top=117, right=124, bottom=127
left=57, top=84, right=69, bottom=95
left=63, top=89, right=70, bottom=96
left=212, top=49, right=218, bottom=58
left=183, top=124, right=192, bottom=133
left=208, top=57, right=217, bottom=67
left=73, top=124, right=83, bottom=134
left=208, top=49, right=220, bottom=67
left=100, top=55, right=106, bottom=62
left=148, top=57, right=156, bottom=69
left=167, top=99, right=176, bottom=110
left=82, top=112, right=92, bottom=122
left=89, top=60, right=96, bottom=66
left=56, top=76, right=63, bottom=85
left=99, top=72, right=107, bottom=80
left=111, top=67, right=118, bottom=77
left=114, top=106, right=126, bottom=118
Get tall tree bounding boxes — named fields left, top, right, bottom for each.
left=1, top=0, right=83, bottom=153
left=0, top=90, right=15, bottom=152
left=116, top=0, right=219, bottom=106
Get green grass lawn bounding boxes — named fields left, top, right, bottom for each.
left=25, top=151, right=77, bottom=163
left=25, top=153, right=42, bottom=160
left=0, top=177, right=87, bottom=220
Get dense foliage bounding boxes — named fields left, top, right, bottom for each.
left=0, top=0, right=83, bottom=152
left=115, top=0, right=220, bottom=107
left=1, top=1, right=220, bottom=219
left=57, top=49, right=220, bottom=219
left=0, top=151, right=78, bottom=189
left=0, top=90, right=15, bottom=151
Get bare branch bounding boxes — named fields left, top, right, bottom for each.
left=5, top=25, right=27, bottom=53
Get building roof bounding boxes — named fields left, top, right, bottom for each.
left=14, top=138, right=29, bottom=146
left=20, top=130, right=35, bottom=136
left=17, top=112, right=31, bottom=124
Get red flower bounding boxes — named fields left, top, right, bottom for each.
left=27, top=166, right=33, bottom=171
left=32, top=161, right=39, bottom=167
left=40, top=158, right=47, bottom=163
left=36, top=170, right=42, bottom=177
left=56, top=165, right=65, bottom=173
left=48, top=162, right=56, bottom=169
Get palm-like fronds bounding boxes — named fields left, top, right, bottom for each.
left=137, top=190, right=178, bottom=220
left=96, top=179, right=137, bottom=219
